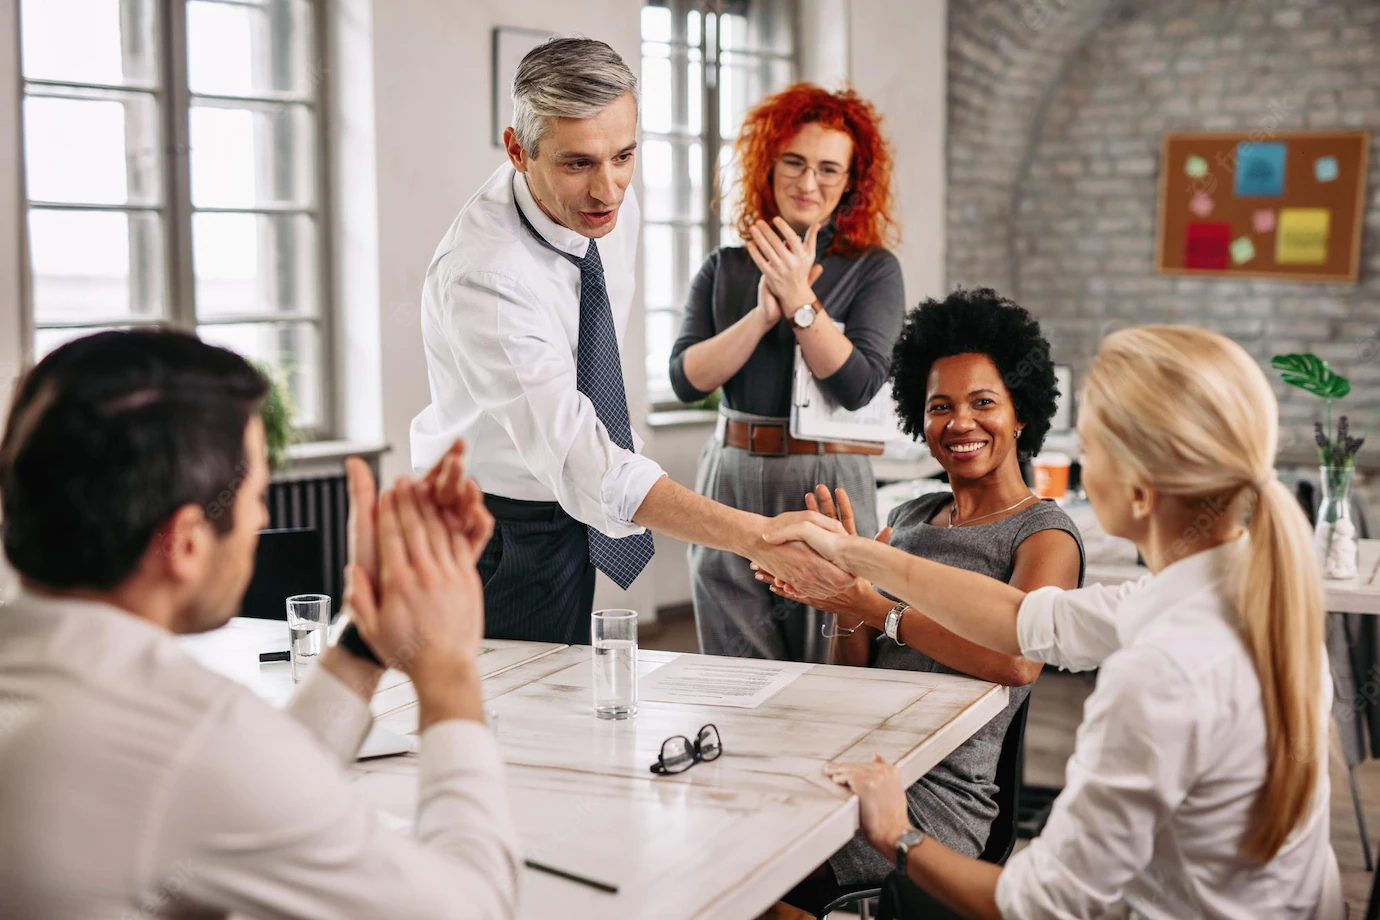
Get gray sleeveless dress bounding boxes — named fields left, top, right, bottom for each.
left=829, top=491, right=1086, bottom=887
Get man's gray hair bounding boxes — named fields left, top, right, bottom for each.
left=511, top=37, right=638, bottom=157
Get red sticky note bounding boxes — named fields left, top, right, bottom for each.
left=1184, top=222, right=1231, bottom=270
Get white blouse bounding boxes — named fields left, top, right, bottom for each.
left=996, top=537, right=1342, bottom=920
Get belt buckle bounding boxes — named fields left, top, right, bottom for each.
left=747, top=422, right=788, bottom=458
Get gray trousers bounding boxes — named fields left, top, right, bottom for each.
left=689, top=412, right=878, bottom=662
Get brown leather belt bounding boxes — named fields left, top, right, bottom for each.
left=721, top=419, right=884, bottom=457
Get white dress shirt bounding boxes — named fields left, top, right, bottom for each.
left=996, top=537, right=1342, bottom=920
left=0, top=592, right=520, bottom=920
left=410, top=162, right=666, bottom=537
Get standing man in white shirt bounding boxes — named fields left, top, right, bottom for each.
left=411, top=37, right=849, bottom=644
left=0, top=329, right=518, bottom=919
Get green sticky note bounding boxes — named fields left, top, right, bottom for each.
left=1185, top=155, right=1209, bottom=179
left=1230, top=236, right=1256, bottom=265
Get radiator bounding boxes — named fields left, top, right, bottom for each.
left=265, top=472, right=350, bottom=607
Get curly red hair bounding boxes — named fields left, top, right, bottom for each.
left=729, top=83, right=899, bottom=259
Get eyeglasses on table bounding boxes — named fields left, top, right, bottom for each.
left=650, top=724, right=723, bottom=775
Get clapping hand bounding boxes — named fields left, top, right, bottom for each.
left=746, top=218, right=825, bottom=310
left=423, top=438, right=494, bottom=558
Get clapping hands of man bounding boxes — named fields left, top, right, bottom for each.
left=328, top=440, right=494, bottom=728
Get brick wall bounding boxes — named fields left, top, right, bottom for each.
left=949, top=0, right=1380, bottom=516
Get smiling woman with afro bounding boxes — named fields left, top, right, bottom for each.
left=890, top=287, right=1061, bottom=461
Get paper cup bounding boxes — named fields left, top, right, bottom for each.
left=1033, top=452, right=1072, bottom=499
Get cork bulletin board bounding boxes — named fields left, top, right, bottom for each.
left=1155, top=131, right=1370, bottom=283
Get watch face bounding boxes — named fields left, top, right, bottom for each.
left=793, top=305, right=815, bottom=328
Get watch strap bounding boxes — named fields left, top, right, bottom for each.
left=895, top=828, right=925, bottom=873
left=884, top=601, right=909, bottom=645
left=337, top=620, right=383, bottom=667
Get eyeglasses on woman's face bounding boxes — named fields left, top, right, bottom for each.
left=776, top=153, right=849, bottom=189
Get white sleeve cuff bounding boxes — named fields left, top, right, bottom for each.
left=284, top=664, right=375, bottom=765
left=1016, top=585, right=1066, bottom=666
left=598, top=457, right=667, bottom=537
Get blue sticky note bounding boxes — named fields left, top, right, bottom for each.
left=1315, top=156, right=1339, bottom=183
left=1234, top=142, right=1286, bottom=197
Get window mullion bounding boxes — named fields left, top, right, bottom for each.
left=162, top=0, right=196, bottom=331
left=702, top=3, right=721, bottom=255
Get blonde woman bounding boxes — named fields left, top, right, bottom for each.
left=762, top=326, right=1342, bottom=919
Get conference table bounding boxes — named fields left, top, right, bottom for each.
left=181, top=618, right=1008, bottom=920
left=1085, top=537, right=1380, bottom=614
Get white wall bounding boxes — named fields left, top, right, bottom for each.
left=1, top=0, right=24, bottom=404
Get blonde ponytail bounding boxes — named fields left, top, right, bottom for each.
left=1083, top=326, right=1325, bottom=863
left=1237, top=476, right=1325, bottom=862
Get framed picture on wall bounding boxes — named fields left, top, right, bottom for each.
left=492, top=26, right=554, bottom=148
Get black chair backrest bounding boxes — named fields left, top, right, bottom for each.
left=977, top=694, right=1031, bottom=865
left=1367, top=851, right=1380, bottom=920
left=239, top=528, right=326, bottom=620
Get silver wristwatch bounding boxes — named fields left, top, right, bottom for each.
left=895, top=827, right=926, bottom=872
left=883, top=601, right=909, bottom=645
left=791, top=302, right=817, bottom=329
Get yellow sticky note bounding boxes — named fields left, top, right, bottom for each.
left=1276, top=208, right=1330, bottom=265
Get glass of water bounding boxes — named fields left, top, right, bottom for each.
left=591, top=609, right=638, bottom=720
left=287, top=594, right=331, bottom=683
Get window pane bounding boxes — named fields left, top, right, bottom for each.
left=642, top=140, right=703, bottom=222
left=186, top=0, right=316, bottom=98
left=24, top=91, right=161, bottom=205
left=641, top=5, right=672, bottom=43
left=720, top=1, right=794, bottom=55
left=641, top=55, right=673, bottom=135
left=643, top=223, right=704, bottom=311
left=20, top=0, right=158, bottom=88
left=193, top=213, right=318, bottom=319
left=716, top=143, right=741, bottom=229
left=645, top=309, right=681, bottom=393
left=29, top=209, right=164, bottom=324
left=721, top=54, right=794, bottom=140
left=34, top=326, right=135, bottom=361
left=190, top=103, right=315, bottom=208
left=198, top=321, right=323, bottom=428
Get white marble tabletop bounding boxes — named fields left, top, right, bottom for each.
left=180, top=622, right=1007, bottom=920
left=1086, top=538, right=1380, bottom=614
left=371, top=646, right=1007, bottom=920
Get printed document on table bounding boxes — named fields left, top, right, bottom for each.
left=638, top=656, right=812, bottom=709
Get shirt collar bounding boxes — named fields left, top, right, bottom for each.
left=17, top=587, right=178, bottom=645
left=1115, top=533, right=1248, bottom=646
left=513, top=169, right=591, bottom=259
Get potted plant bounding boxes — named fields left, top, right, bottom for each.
left=255, top=361, right=299, bottom=471
left=1271, top=353, right=1375, bottom=579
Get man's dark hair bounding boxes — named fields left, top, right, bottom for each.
left=0, top=329, right=268, bottom=590
left=891, top=287, right=1060, bottom=461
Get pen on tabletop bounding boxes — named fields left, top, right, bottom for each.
left=258, top=650, right=290, bottom=662
left=524, top=859, right=619, bottom=894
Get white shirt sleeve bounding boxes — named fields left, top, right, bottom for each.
left=439, top=267, right=665, bottom=536
left=995, top=647, right=1202, bottom=919
left=283, top=663, right=374, bottom=766
left=1016, top=579, right=1146, bottom=672
left=146, top=693, right=521, bottom=920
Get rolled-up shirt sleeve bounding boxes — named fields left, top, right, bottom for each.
left=995, top=648, right=1200, bottom=919
left=440, top=266, right=665, bottom=536
left=1017, top=580, right=1144, bottom=672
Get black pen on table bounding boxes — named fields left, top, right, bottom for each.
left=258, top=650, right=290, bottom=662
left=524, top=858, right=619, bottom=894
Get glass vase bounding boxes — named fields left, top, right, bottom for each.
left=1315, top=465, right=1360, bottom=580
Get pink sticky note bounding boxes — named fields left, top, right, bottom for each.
left=1189, top=192, right=1215, bottom=217
left=1252, top=209, right=1276, bottom=233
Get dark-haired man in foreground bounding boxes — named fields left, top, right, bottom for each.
left=0, top=330, right=518, bottom=919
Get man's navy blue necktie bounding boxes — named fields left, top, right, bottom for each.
left=516, top=201, right=655, bottom=589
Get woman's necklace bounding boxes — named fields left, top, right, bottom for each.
left=947, top=492, right=1038, bottom=528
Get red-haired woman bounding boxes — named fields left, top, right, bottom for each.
left=669, top=84, right=904, bottom=662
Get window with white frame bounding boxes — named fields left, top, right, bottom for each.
left=640, top=0, right=796, bottom=406
left=18, top=0, right=331, bottom=433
